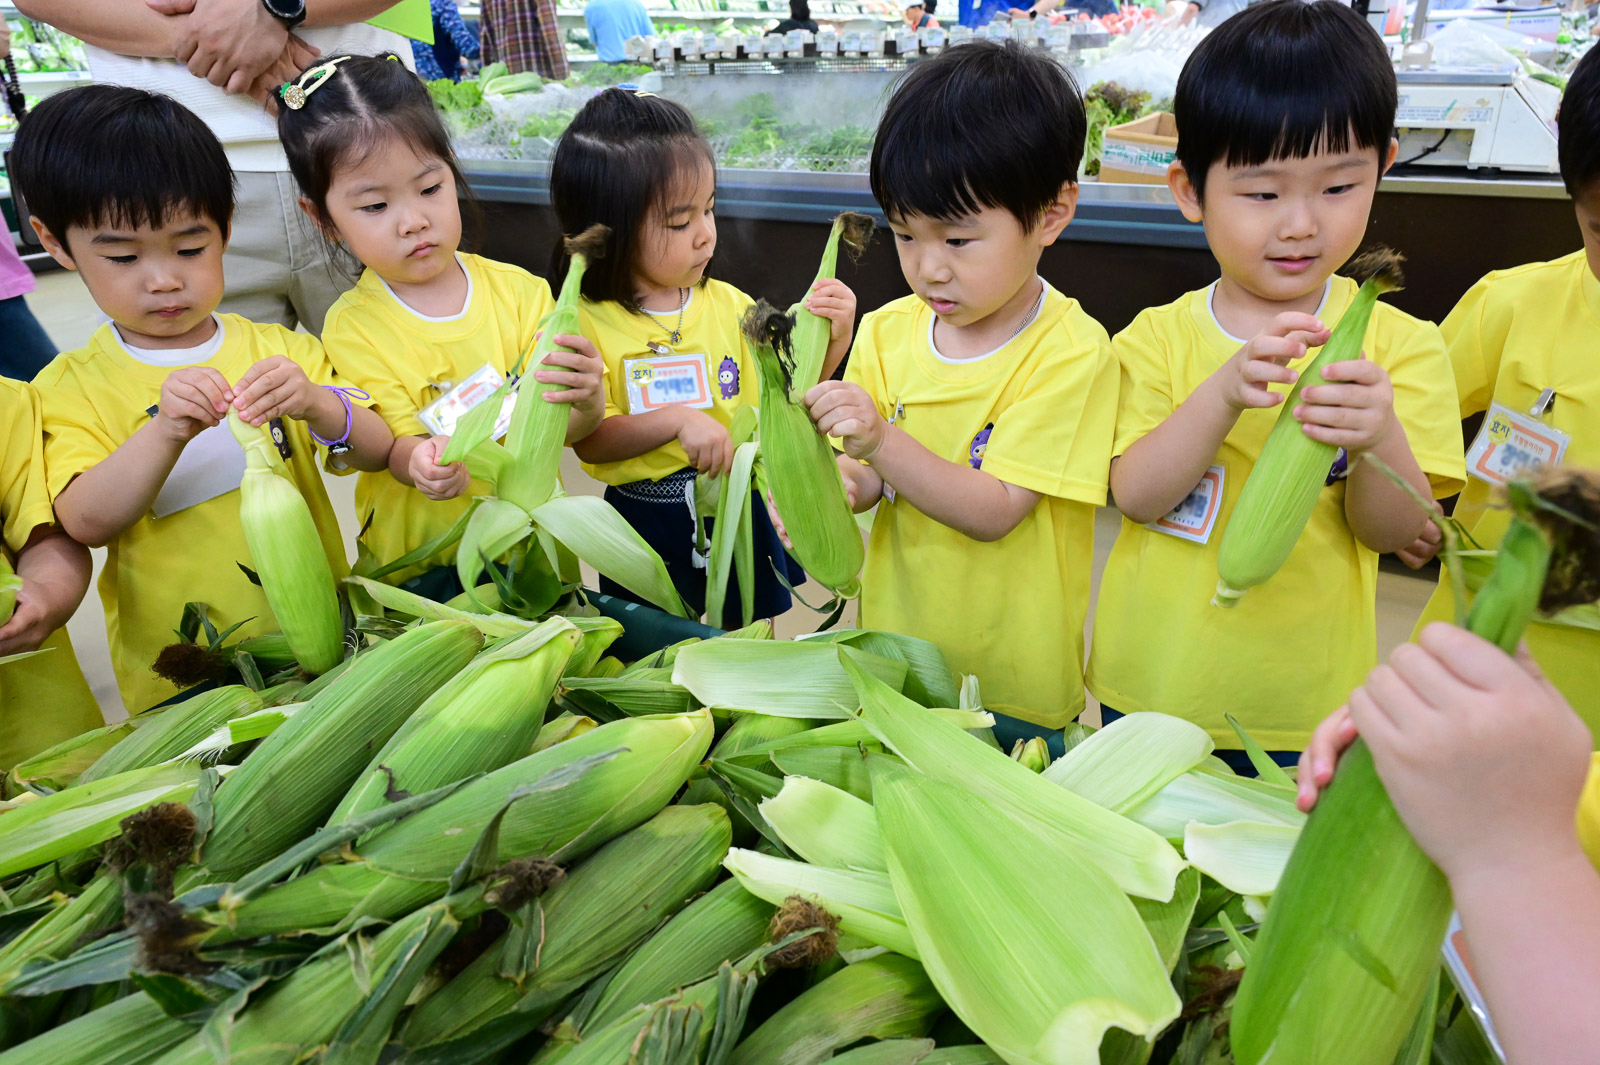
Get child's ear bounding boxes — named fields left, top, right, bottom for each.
left=30, top=219, right=77, bottom=272
left=1036, top=180, right=1079, bottom=244
left=1168, top=162, right=1203, bottom=224
left=1380, top=137, right=1399, bottom=177
left=297, top=195, right=339, bottom=241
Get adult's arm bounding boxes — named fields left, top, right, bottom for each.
left=12, top=0, right=176, bottom=57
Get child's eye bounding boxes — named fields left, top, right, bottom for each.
left=1324, top=183, right=1355, bottom=195
left=945, top=238, right=969, bottom=248
left=360, top=202, right=387, bottom=214
left=1245, top=192, right=1277, bottom=202
left=421, top=183, right=443, bottom=196
left=104, top=255, right=137, bottom=265
left=178, top=246, right=208, bottom=258
left=892, top=232, right=912, bottom=243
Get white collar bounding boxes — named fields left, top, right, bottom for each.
left=113, top=314, right=226, bottom=366
left=927, top=279, right=1049, bottom=365
left=377, top=253, right=475, bottom=322
left=1207, top=278, right=1332, bottom=345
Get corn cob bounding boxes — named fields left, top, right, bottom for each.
left=401, top=803, right=731, bottom=1052
left=724, top=848, right=917, bottom=959
left=532, top=711, right=598, bottom=752
left=9, top=719, right=137, bottom=791
left=1212, top=249, right=1405, bottom=607
left=1231, top=470, right=1600, bottom=1065
left=0, top=992, right=191, bottom=1065
left=198, top=620, right=484, bottom=876
left=728, top=952, right=942, bottom=1065
left=788, top=212, right=873, bottom=397
left=215, top=711, right=713, bottom=940
left=495, top=225, right=608, bottom=510
left=326, top=618, right=579, bottom=825
left=79, top=685, right=262, bottom=784
left=0, top=875, right=122, bottom=992
left=0, top=762, right=208, bottom=879
left=745, top=301, right=864, bottom=598
left=226, top=408, right=345, bottom=671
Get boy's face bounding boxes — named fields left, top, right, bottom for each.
left=1576, top=182, right=1600, bottom=284
left=1171, top=138, right=1398, bottom=306
left=33, top=210, right=227, bottom=349
left=887, top=191, right=1075, bottom=331
left=317, top=133, right=463, bottom=291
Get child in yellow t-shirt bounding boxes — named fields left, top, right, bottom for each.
left=277, top=54, right=605, bottom=595
left=0, top=378, right=103, bottom=767
left=805, top=42, right=1117, bottom=747
left=557, top=90, right=857, bottom=627
left=1298, top=626, right=1600, bottom=1065
left=13, top=87, right=393, bottom=713
left=1394, top=47, right=1600, bottom=740
left=1086, top=0, right=1465, bottom=769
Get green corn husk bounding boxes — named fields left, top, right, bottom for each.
left=744, top=300, right=864, bottom=597
left=497, top=225, right=608, bottom=510
left=0, top=875, right=123, bottom=992
left=1039, top=712, right=1213, bottom=813
left=1183, top=821, right=1301, bottom=897
left=197, top=620, right=484, bottom=876
left=175, top=701, right=309, bottom=763
left=326, top=618, right=579, bottom=825
left=79, top=686, right=262, bottom=784
left=217, top=711, right=713, bottom=940
left=823, top=1040, right=937, bottom=1065
left=918, top=1049, right=1005, bottom=1065
left=532, top=712, right=598, bottom=752
left=789, top=212, right=873, bottom=396
left=769, top=746, right=878, bottom=802
left=0, top=762, right=208, bottom=879
left=672, top=638, right=909, bottom=718
left=871, top=763, right=1181, bottom=1065
left=0, top=992, right=191, bottom=1065
left=8, top=720, right=138, bottom=792
left=150, top=896, right=464, bottom=1065
left=724, top=848, right=916, bottom=959
left=842, top=653, right=1184, bottom=901
left=759, top=775, right=886, bottom=871
left=551, top=959, right=761, bottom=1065
left=728, top=953, right=943, bottom=1065
left=1010, top=737, right=1050, bottom=773
left=711, top=713, right=821, bottom=763
left=1231, top=470, right=1600, bottom=1065
left=0, top=551, right=20, bottom=628
left=801, top=629, right=959, bottom=709
left=227, top=408, right=345, bottom=672
left=1213, top=249, right=1405, bottom=607
left=1125, top=766, right=1304, bottom=843
left=401, top=803, right=731, bottom=1053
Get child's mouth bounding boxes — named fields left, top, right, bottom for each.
left=927, top=296, right=957, bottom=315
left=152, top=306, right=188, bottom=319
left=1269, top=256, right=1317, bottom=274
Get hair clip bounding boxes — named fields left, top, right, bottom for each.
left=630, top=89, right=658, bottom=98
left=280, top=55, right=354, bottom=110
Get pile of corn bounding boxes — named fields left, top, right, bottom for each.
left=0, top=586, right=1518, bottom=1065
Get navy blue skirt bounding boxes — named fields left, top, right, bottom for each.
left=602, top=469, right=805, bottom=629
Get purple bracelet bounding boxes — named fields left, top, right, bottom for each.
left=309, top=385, right=371, bottom=454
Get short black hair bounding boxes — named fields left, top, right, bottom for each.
left=870, top=40, right=1084, bottom=228
left=10, top=85, right=234, bottom=252
left=278, top=53, right=473, bottom=238
left=1559, top=45, right=1600, bottom=195
left=790, top=0, right=811, bottom=21
left=549, top=88, right=716, bottom=306
left=1174, top=0, right=1396, bottom=200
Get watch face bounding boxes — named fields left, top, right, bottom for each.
left=266, top=0, right=306, bottom=18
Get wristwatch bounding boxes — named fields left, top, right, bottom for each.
left=261, top=0, right=308, bottom=31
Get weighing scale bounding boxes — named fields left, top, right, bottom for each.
left=1393, top=68, right=1561, bottom=174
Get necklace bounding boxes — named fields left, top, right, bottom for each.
left=668, top=287, right=687, bottom=345
left=1008, top=284, right=1046, bottom=341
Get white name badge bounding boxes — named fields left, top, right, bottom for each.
left=417, top=364, right=518, bottom=440
left=1147, top=464, right=1225, bottom=544
left=623, top=352, right=714, bottom=413
left=152, top=420, right=247, bottom=519
left=1465, top=401, right=1569, bottom=487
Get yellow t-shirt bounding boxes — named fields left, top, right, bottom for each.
left=845, top=287, right=1118, bottom=729
left=320, top=254, right=556, bottom=583
left=578, top=280, right=756, bottom=486
left=1413, top=252, right=1600, bottom=741
left=0, top=378, right=103, bottom=766
left=35, top=316, right=351, bottom=713
left=1088, top=278, right=1467, bottom=749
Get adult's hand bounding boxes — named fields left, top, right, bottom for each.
left=247, top=33, right=321, bottom=108
left=147, top=0, right=289, bottom=95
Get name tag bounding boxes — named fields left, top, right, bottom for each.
left=152, top=420, right=247, bottom=519
left=1148, top=465, right=1225, bottom=544
left=417, top=364, right=518, bottom=439
left=623, top=353, right=714, bottom=413
left=1465, top=401, right=1569, bottom=487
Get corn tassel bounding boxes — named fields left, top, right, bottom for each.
left=326, top=617, right=579, bottom=824
left=729, top=953, right=942, bottom=1065
left=401, top=803, right=731, bottom=1053
left=496, top=225, right=608, bottom=510
left=1213, top=249, right=1405, bottom=607
left=79, top=685, right=262, bottom=784
left=226, top=408, right=345, bottom=671
left=745, top=301, right=863, bottom=597
left=198, top=620, right=483, bottom=876
left=215, top=711, right=713, bottom=940
left=1231, top=471, right=1600, bottom=1065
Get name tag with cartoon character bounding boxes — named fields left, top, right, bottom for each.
left=417, top=364, right=518, bottom=440
left=1465, top=401, right=1568, bottom=486
left=623, top=353, right=714, bottom=412
left=1148, top=465, right=1225, bottom=544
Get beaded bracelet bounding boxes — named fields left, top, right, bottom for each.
left=309, top=385, right=371, bottom=455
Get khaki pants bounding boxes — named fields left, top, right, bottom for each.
left=220, top=171, right=357, bottom=335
